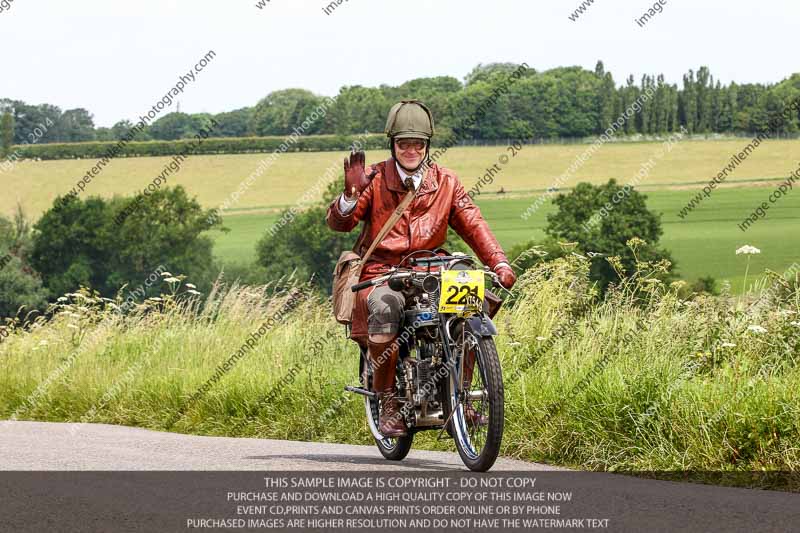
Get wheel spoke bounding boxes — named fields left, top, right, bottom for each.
left=451, top=330, right=493, bottom=461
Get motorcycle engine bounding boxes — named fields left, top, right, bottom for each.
left=415, top=359, right=440, bottom=403
left=404, top=298, right=437, bottom=328
left=404, top=293, right=439, bottom=345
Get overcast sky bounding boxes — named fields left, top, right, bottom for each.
left=1, top=0, right=798, bottom=127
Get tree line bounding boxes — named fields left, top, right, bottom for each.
left=2, top=62, right=799, bottom=151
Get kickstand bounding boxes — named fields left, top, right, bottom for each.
left=437, top=405, right=458, bottom=441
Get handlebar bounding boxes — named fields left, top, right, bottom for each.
left=350, top=267, right=502, bottom=293
left=350, top=279, right=375, bottom=292
left=408, top=255, right=469, bottom=266
left=351, top=270, right=410, bottom=293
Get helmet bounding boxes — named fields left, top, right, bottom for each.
left=384, top=100, right=434, bottom=140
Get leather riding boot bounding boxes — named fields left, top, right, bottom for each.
left=462, top=345, right=488, bottom=427
left=368, top=337, right=407, bottom=437
left=368, top=337, right=399, bottom=393
left=377, top=390, right=407, bottom=438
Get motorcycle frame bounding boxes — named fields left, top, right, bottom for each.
left=375, top=301, right=497, bottom=436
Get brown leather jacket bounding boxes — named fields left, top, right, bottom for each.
left=327, top=157, right=509, bottom=280
left=327, top=157, right=508, bottom=342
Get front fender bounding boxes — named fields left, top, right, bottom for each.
left=467, top=314, right=498, bottom=336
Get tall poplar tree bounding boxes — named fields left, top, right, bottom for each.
left=0, top=111, right=14, bottom=157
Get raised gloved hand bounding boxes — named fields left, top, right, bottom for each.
left=343, top=150, right=376, bottom=200
left=494, top=263, right=517, bottom=289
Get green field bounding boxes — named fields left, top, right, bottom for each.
left=6, top=139, right=800, bottom=216
left=7, top=139, right=800, bottom=291
left=211, top=187, right=800, bottom=291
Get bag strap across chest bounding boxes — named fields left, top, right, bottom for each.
left=356, top=185, right=416, bottom=276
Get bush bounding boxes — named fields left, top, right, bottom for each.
left=30, top=186, right=223, bottom=299
left=0, top=254, right=48, bottom=319
left=11, top=133, right=394, bottom=161
left=545, top=179, right=676, bottom=294
left=255, top=181, right=356, bottom=295
left=691, top=276, right=718, bottom=295
left=9, top=130, right=463, bottom=161
left=216, top=262, right=272, bottom=287
left=0, top=207, right=48, bottom=319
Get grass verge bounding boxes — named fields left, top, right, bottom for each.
left=1, top=255, right=798, bottom=489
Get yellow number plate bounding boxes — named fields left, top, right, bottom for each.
left=438, top=270, right=485, bottom=314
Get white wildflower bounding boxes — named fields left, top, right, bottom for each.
left=790, top=321, right=800, bottom=327
left=735, top=245, right=761, bottom=255
left=720, top=342, right=736, bottom=348
left=536, top=336, right=547, bottom=341
left=164, top=277, right=180, bottom=283
left=186, top=290, right=201, bottom=296
left=185, top=283, right=197, bottom=289
left=747, top=325, right=767, bottom=334
left=160, top=271, right=173, bottom=277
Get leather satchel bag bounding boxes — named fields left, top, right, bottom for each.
left=331, top=187, right=416, bottom=325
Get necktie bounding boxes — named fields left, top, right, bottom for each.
left=404, top=177, right=415, bottom=191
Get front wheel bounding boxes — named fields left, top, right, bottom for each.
left=444, top=325, right=504, bottom=472
left=360, top=349, right=414, bottom=461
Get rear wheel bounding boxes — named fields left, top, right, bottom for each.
left=360, top=349, right=413, bottom=461
left=443, top=324, right=504, bottom=472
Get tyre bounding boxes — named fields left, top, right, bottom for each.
left=443, top=323, right=504, bottom=472
left=359, top=349, right=414, bottom=461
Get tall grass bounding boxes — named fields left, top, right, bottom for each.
left=1, top=255, right=798, bottom=486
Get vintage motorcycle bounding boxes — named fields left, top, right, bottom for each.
left=346, top=251, right=506, bottom=472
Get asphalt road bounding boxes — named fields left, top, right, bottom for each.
left=1, top=421, right=798, bottom=533
left=0, top=420, right=564, bottom=471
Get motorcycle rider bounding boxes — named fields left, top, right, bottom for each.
left=326, top=100, right=516, bottom=437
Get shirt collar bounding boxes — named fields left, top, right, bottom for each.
left=395, top=161, right=424, bottom=189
